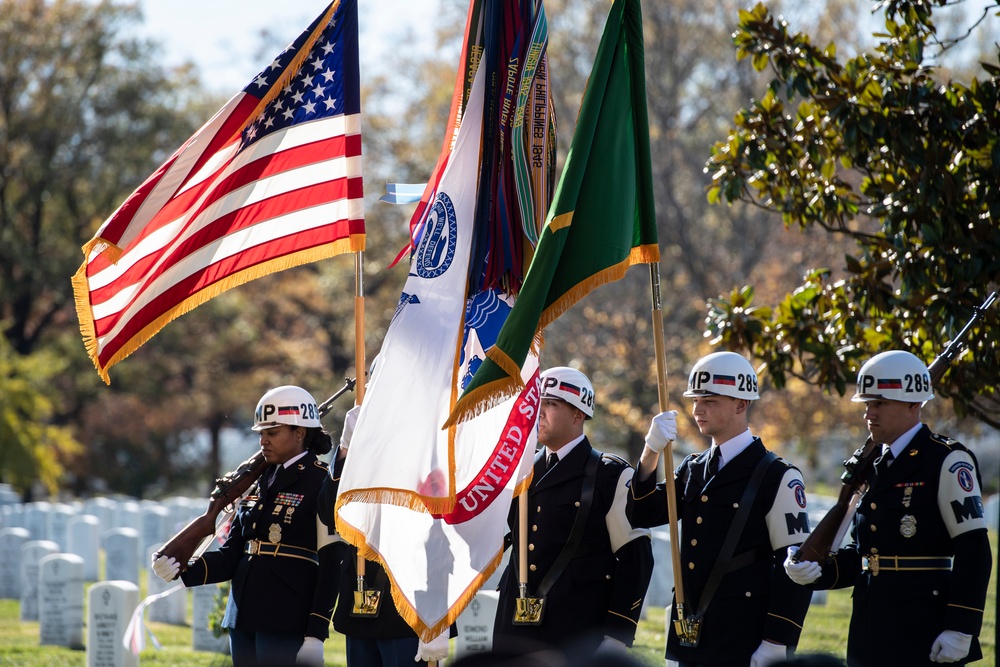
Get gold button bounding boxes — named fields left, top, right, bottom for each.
left=532, top=525, right=538, bottom=532
left=870, top=525, right=877, bottom=532
left=733, top=503, right=739, bottom=508
left=574, top=501, right=580, bottom=507
left=696, top=517, right=703, bottom=524
left=870, top=503, right=877, bottom=510
left=605, top=574, right=612, bottom=580
left=690, top=539, right=697, bottom=546
left=745, top=591, right=752, bottom=597
left=536, top=506, right=541, bottom=512
left=688, top=562, right=695, bottom=570
left=701, top=495, right=709, bottom=502
left=530, top=564, right=537, bottom=572
left=528, top=544, right=535, bottom=551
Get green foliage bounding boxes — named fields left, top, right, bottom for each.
left=208, top=583, right=229, bottom=638
left=0, top=330, right=81, bottom=494
left=706, top=0, right=1000, bottom=426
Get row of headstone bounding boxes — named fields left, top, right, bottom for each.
left=0, top=497, right=210, bottom=595
left=0, top=497, right=232, bottom=660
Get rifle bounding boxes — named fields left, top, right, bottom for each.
left=154, top=377, right=357, bottom=570
left=793, top=291, right=997, bottom=564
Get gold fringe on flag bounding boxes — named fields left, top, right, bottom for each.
left=73, top=234, right=364, bottom=384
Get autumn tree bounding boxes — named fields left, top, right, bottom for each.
left=706, top=0, right=1000, bottom=427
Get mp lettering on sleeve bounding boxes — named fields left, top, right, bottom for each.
left=940, top=454, right=987, bottom=536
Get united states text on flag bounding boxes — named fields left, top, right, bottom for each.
left=73, top=0, right=363, bottom=383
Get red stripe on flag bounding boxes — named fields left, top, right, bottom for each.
left=88, top=172, right=363, bottom=308
left=96, top=219, right=364, bottom=366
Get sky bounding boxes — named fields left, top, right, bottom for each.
left=136, top=0, right=440, bottom=93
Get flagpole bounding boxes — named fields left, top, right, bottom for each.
left=648, top=264, right=688, bottom=636
left=354, top=250, right=368, bottom=581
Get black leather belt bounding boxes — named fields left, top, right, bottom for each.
left=862, top=553, right=952, bottom=576
left=244, top=539, right=318, bottom=564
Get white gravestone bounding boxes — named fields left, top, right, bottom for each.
left=103, top=528, right=140, bottom=585
left=87, top=581, right=139, bottom=667
left=19, top=539, right=59, bottom=621
left=114, top=500, right=141, bottom=532
left=456, top=591, right=498, bottom=658
left=39, top=553, right=85, bottom=648
left=83, top=497, right=116, bottom=529
left=69, top=515, right=101, bottom=581
left=0, top=527, right=31, bottom=599
left=140, top=507, right=170, bottom=560
left=145, top=544, right=186, bottom=624
left=23, top=501, right=52, bottom=541
left=192, top=584, right=230, bottom=653
left=49, top=503, right=75, bottom=552
left=645, top=529, right=674, bottom=609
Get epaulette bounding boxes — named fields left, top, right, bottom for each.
left=930, top=433, right=960, bottom=448
left=314, top=459, right=330, bottom=470
left=600, top=452, right=630, bottom=468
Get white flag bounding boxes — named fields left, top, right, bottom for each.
left=335, top=65, right=539, bottom=640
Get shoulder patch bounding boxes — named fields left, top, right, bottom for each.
left=314, top=460, right=330, bottom=470
left=930, top=433, right=960, bottom=448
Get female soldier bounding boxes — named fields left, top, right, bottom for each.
left=153, top=385, right=341, bottom=667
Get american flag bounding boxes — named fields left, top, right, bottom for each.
left=73, top=0, right=363, bottom=384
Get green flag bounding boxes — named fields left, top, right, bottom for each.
left=447, top=0, right=658, bottom=426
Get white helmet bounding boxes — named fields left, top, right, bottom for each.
left=683, top=351, right=760, bottom=400
left=252, top=385, right=322, bottom=431
left=540, top=367, right=595, bottom=418
left=852, top=351, right=934, bottom=403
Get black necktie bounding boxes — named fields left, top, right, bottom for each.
left=874, top=447, right=894, bottom=474
left=707, top=449, right=720, bottom=477
left=546, top=452, right=559, bottom=471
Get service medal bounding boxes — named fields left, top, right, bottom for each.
left=268, top=523, right=282, bottom=543
left=900, top=515, right=917, bottom=538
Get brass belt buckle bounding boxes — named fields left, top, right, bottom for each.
left=863, top=550, right=880, bottom=576
left=512, top=596, right=545, bottom=625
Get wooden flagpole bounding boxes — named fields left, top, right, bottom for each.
left=648, top=264, right=688, bottom=635
left=354, top=251, right=367, bottom=580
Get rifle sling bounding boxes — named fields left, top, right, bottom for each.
left=694, top=451, right=779, bottom=618
left=536, top=448, right=601, bottom=598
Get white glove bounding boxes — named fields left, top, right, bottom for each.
left=296, top=636, right=324, bottom=666
left=930, top=630, right=972, bottom=663
left=749, top=640, right=787, bottom=667
left=340, top=405, right=361, bottom=449
left=414, top=631, right=449, bottom=662
left=598, top=635, right=627, bottom=652
left=784, top=546, right=822, bottom=585
left=151, top=554, right=179, bottom=582
left=644, top=410, right=678, bottom=453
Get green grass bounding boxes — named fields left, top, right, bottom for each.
left=1, top=539, right=995, bottom=667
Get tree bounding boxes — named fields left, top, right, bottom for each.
left=536, top=0, right=870, bottom=464
left=706, top=0, right=1000, bottom=426
left=0, top=0, right=205, bottom=356
left=0, top=331, right=80, bottom=498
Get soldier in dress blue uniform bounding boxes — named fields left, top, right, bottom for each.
left=153, top=385, right=341, bottom=667
left=785, top=351, right=992, bottom=666
left=629, top=352, right=813, bottom=667
left=317, top=404, right=451, bottom=666
left=492, top=367, right=654, bottom=656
